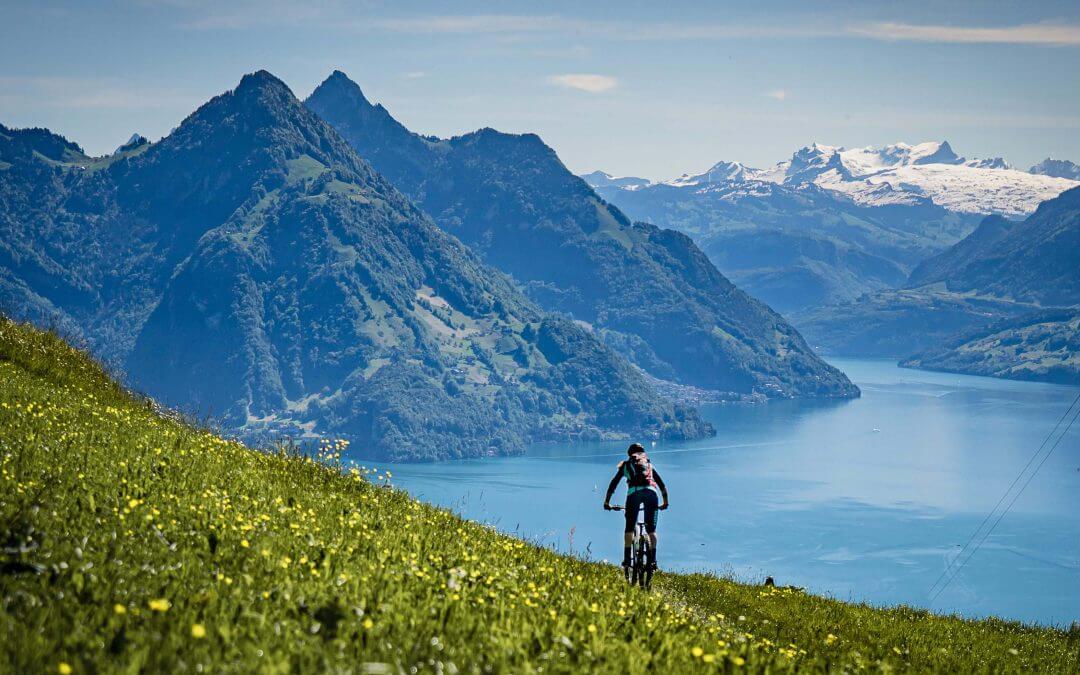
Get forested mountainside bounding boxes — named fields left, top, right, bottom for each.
left=907, top=215, right=1018, bottom=289
left=0, top=71, right=711, bottom=460
left=588, top=177, right=974, bottom=313
left=306, top=71, right=857, bottom=400
left=794, top=187, right=1079, bottom=381
left=901, top=309, right=1080, bottom=385
left=907, top=186, right=1080, bottom=307
left=789, top=290, right=1037, bottom=358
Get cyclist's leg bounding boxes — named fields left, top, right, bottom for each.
left=623, top=492, right=642, bottom=566
left=642, top=489, right=659, bottom=569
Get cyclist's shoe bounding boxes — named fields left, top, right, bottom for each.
left=646, top=561, right=658, bottom=572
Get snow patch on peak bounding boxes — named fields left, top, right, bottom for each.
left=597, top=139, right=1079, bottom=218
left=580, top=170, right=650, bottom=190
left=663, top=160, right=762, bottom=187
left=908, top=140, right=962, bottom=165
left=964, top=157, right=1011, bottom=170
left=1029, top=158, right=1080, bottom=180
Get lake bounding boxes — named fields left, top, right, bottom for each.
left=379, top=359, right=1080, bottom=627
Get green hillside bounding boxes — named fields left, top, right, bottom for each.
left=1, top=316, right=1076, bottom=673
left=1, top=71, right=710, bottom=460
left=902, top=308, right=1080, bottom=384
left=305, top=71, right=858, bottom=401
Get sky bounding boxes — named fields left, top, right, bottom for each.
left=2, top=0, right=1079, bottom=179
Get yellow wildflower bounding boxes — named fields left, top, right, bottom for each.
left=113, top=604, right=126, bottom=615
left=148, top=598, right=171, bottom=612
left=58, top=664, right=73, bottom=675
left=191, top=624, right=206, bottom=639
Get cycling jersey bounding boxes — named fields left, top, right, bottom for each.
left=609, top=457, right=665, bottom=509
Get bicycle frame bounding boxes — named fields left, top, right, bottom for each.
left=609, top=505, right=654, bottom=590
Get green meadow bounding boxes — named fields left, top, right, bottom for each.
left=1, top=316, right=1077, bottom=673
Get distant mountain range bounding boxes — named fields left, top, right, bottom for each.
left=0, top=72, right=717, bottom=460
left=585, top=142, right=1078, bottom=313
left=306, top=71, right=857, bottom=400
left=909, top=187, right=1080, bottom=306
left=1029, top=158, right=1080, bottom=180
left=795, top=186, right=1080, bottom=383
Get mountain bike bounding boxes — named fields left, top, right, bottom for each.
left=609, top=505, right=654, bottom=590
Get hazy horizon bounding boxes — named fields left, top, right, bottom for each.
left=2, top=1, right=1079, bottom=178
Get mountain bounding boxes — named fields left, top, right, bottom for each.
left=587, top=141, right=1077, bottom=313
left=795, top=186, right=1080, bottom=361
left=901, top=308, right=1080, bottom=385
left=588, top=172, right=975, bottom=312
left=665, top=160, right=760, bottom=186
left=114, top=133, right=148, bottom=154
left=0, top=71, right=713, bottom=460
left=789, top=289, right=1036, bottom=358
left=767, top=141, right=1074, bottom=217
left=306, top=71, right=857, bottom=401
left=907, top=214, right=1018, bottom=288
left=1029, top=158, right=1080, bottom=180
left=579, top=170, right=650, bottom=190
left=908, top=186, right=1080, bottom=306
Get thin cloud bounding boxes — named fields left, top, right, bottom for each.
left=848, top=21, right=1080, bottom=46
left=371, top=14, right=582, bottom=35
left=0, top=76, right=191, bottom=109
left=368, top=14, right=839, bottom=40
left=765, top=89, right=788, bottom=101
left=547, top=74, right=617, bottom=93
left=160, top=5, right=1080, bottom=49
left=403, top=71, right=427, bottom=79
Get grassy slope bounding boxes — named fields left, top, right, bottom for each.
left=0, top=317, right=1077, bottom=673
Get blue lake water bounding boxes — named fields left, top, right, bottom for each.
left=378, top=359, right=1080, bottom=627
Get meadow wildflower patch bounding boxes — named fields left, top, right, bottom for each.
left=0, top=317, right=1077, bottom=673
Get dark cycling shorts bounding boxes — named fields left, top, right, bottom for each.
left=625, top=488, right=659, bottom=534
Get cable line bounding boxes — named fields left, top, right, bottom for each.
left=927, top=392, right=1080, bottom=604
left=926, top=391, right=1079, bottom=600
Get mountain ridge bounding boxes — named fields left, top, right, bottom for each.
left=1029, top=157, right=1080, bottom=180
left=1, top=70, right=711, bottom=459
left=591, top=140, right=1078, bottom=218
left=306, top=70, right=858, bottom=400
left=794, top=186, right=1080, bottom=372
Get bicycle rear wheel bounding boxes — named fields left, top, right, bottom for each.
left=635, top=536, right=648, bottom=588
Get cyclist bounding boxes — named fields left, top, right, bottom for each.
left=603, top=442, right=669, bottom=572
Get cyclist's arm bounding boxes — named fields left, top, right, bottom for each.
left=653, top=469, right=669, bottom=507
left=603, top=462, right=624, bottom=506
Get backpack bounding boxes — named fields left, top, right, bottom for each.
left=624, top=453, right=653, bottom=487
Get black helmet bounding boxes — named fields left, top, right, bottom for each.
left=627, top=442, right=645, bottom=456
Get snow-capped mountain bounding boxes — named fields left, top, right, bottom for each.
left=581, top=140, right=1079, bottom=313
left=578, top=170, right=650, bottom=190
left=592, top=141, right=1077, bottom=218
left=1029, top=158, right=1080, bottom=180
left=663, top=160, right=766, bottom=187
left=776, top=141, right=1071, bottom=217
